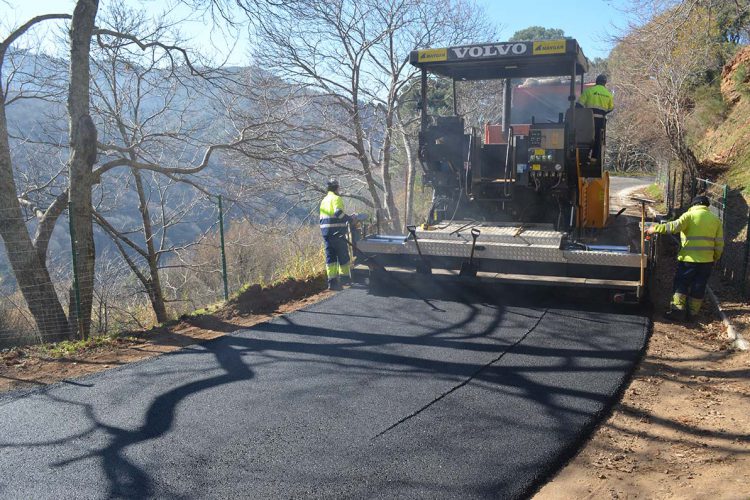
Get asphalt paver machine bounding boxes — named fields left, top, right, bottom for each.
left=355, top=39, right=649, bottom=301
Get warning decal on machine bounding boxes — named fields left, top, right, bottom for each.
left=532, top=39, right=566, bottom=55
left=417, top=48, right=448, bottom=62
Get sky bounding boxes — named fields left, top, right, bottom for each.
left=3, top=0, right=632, bottom=63
left=478, top=0, right=631, bottom=60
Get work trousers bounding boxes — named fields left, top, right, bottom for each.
left=323, top=234, right=351, bottom=281
left=671, top=261, right=713, bottom=315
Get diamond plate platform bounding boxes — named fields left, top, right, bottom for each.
left=416, top=221, right=563, bottom=246
left=358, top=222, right=642, bottom=269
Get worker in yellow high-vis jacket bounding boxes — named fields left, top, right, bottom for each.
left=319, top=179, right=351, bottom=291
left=647, top=195, right=724, bottom=320
left=577, top=74, right=614, bottom=162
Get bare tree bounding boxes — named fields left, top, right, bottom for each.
left=0, top=13, right=74, bottom=342
left=253, top=0, right=494, bottom=232
left=89, top=6, right=210, bottom=323
left=1, top=0, right=259, bottom=341
left=88, top=4, right=309, bottom=324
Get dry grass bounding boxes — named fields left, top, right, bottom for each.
left=1, top=223, right=326, bottom=349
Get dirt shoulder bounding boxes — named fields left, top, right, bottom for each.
left=534, top=313, right=749, bottom=499
left=534, top=223, right=750, bottom=499
left=0, top=276, right=330, bottom=394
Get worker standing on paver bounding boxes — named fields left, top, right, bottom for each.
left=577, top=74, right=614, bottom=161
left=647, top=195, right=724, bottom=320
left=320, top=179, right=351, bottom=291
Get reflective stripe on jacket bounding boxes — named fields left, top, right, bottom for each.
left=578, top=84, right=614, bottom=114
left=653, top=205, right=724, bottom=263
left=320, top=191, right=347, bottom=236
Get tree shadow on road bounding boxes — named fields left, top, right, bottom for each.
left=0, top=277, right=653, bottom=498
left=0, top=337, right=255, bottom=498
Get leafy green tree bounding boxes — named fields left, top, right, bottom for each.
left=508, top=26, right=565, bottom=42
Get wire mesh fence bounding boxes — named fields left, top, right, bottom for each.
left=0, top=200, right=325, bottom=348
left=664, top=165, right=750, bottom=298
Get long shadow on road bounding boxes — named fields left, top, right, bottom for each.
left=0, top=280, right=650, bottom=499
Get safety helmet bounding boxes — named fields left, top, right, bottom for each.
left=692, top=195, right=710, bottom=207
left=596, top=74, right=608, bottom=85
left=326, top=178, right=340, bottom=192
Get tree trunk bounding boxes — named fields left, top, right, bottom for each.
left=0, top=100, right=71, bottom=342
left=132, top=169, right=168, bottom=323
left=401, top=129, right=417, bottom=228
left=67, top=0, right=99, bottom=339
left=349, top=85, right=386, bottom=222
left=380, top=109, right=402, bottom=232
left=664, top=114, right=700, bottom=183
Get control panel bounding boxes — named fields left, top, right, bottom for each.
left=527, top=126, right=565, bottom=178
left=527, top=147, right=564, bottom=176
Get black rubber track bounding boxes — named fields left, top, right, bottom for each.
left=0, top=281, right=649, bottom=499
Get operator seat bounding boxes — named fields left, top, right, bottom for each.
left=565, top=108, right=600, bottom=177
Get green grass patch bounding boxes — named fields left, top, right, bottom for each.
left=37, top=334, right=137, bottom=358
left=734, top=63, right=750, bottom=97
left=644, top=183, right=664, bottom=202
left=688, top=81, right=729, bottom=144
left=726, top=148, right=750, bottom=193
left=186, top=302, right=224, bottom=317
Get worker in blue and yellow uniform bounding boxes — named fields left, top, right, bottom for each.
left=577, top=74, right=614, bottom=161
left=647, top=195, right=724, bottom=320
left=320, top=179, right=351, bottom=291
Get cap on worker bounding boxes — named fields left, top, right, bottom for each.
left=596, top=74, right=608, bottom=85
left=692, top=195, right=710, bottom=207
left=326, top=178, right=340, bottom=192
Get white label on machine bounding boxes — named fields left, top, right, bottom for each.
left=517, top=163, right=527, bottom=173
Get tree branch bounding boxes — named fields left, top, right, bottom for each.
left=0, top=14, right=72, bottom=62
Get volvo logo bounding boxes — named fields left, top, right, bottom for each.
left=451, top=43, right=527, bottom=59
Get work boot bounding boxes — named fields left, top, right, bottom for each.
left=663, top=308, right=686, bottom=322
left=340, top=275, right=351, bottom=287
left=327, top=278, right=342, bottom=291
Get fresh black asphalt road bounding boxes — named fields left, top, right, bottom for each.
left=0, top=282, right=649, bottom=499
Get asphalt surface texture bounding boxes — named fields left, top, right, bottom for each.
left=0, top=280, right=649, bottom=499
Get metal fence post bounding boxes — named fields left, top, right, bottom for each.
left=670, top=168, right=676, bottom=214
left=680, top=170, right=685, bottom=212
left=218, top=195, right=229, bottom=301
left=68, top=201, right=83, bottom=340
left=665, top=164, right=674, bottom=214
left=723, top=183, right=729, bottom=232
